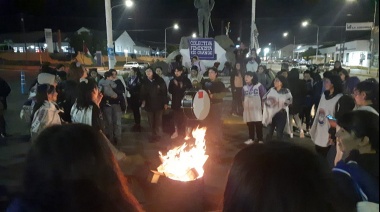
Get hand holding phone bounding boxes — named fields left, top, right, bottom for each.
left=327, top=115, right=337, bottom=128
left=326, top=115, right=337, bottom=121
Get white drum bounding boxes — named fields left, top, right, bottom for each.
left=181, top=89, right=210, bottom=120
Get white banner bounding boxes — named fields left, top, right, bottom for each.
left=44, top=28, right=54, bottom=53
left=346, top=22, right=373, bottom=31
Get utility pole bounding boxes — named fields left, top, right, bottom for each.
left=250, top=0, right=259, bottom=50
left=105, top=0, right=115, bottom=69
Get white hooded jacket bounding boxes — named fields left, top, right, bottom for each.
left=30, top=101, right=62, bottom=142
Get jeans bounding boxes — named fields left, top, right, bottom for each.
left=266, top=109, right=287, bottom=141
left=147, top=110, right=164, bottom=138
left=103, top=104, right=122, bottom=145
left=247, top=121, right=263, bottom=141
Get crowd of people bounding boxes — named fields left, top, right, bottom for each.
left=0, top=48, right=379, bottom=211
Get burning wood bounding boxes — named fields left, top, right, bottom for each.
left=152, top=127, right=208, bottom=182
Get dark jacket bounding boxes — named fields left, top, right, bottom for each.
left=288, top=70, right=307, bottom=115
left=201, top=78, right=226, bottom=104
left=0, top=77, right=11, bottom=110
left=125, top=76, right=142, bottom=97
left=140, top=74, right=168, bottom=112
left=304, top=79, right=314, bottom=107
left=312, top=73, right=323, bottom=108
left=168, top=75, right=192, bottom=110
left=101, top=79, right=126, bottom=111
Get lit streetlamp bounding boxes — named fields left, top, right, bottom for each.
left=105, top=0, right=134, bottom=69
left=301, top=20, right=319, bottom=63
left=192, top=33, right=197, bottom=38
left=165, top=23, right=179, bottom=58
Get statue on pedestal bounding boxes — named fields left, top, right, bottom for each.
left=194, top=0, right=215, bottom=38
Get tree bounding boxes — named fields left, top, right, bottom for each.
left=68, top=31, right=107, bottom=56
left=301, top=47, right=317, bottom=61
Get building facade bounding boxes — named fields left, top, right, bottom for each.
left=114, top=31, right=151, bottom=56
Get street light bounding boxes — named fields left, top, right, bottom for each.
left=105, top=0, right=134, bottom=69
left=302, top=20, right=319, bottom=63
left=164, top=23, right=179, bottom=58
left=125, top=0, right=134, bottom=7
left=192, top=33, right=197, bottom=38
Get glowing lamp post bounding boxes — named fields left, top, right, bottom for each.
left=302, top=20, right=319, bottom=63
left=165, top=23, right=179, bottom=58
left=105, top=0, right=133, bottom=69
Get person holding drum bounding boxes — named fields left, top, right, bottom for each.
left=201, top=67, right=226, bottom=144
left=168, top=66, right=193, bottom=139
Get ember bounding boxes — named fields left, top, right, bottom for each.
left=154, top=127, right=208, bottom=182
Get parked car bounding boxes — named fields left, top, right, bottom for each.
left=123, top=61, right=139, bottom=69
left=138, top=62, right=149, bottom=70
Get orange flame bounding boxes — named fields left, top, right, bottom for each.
left=156, top=127, right=208, bottom=182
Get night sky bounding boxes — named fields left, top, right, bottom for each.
left=0, top=0, right=377, bottom=48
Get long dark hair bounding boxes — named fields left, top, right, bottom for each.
left=233, top=62, right=243, bottom=76
left=32, top=84, right=56, bottom=119
left=131, top=67, right=142, bottom=79
left=23, top=124, right=142, bottom=211
left=355, top=80, right=379, bottom=112
left=223, top=142, right=351, bottom=212
left=76, top=79, right=98, bottom=110
left=337, top=110, right=379, bottom=152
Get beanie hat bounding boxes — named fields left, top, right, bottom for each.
left=276, top=75, right=288, bottom=88
left=37, top=73, right=56, bottom=85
